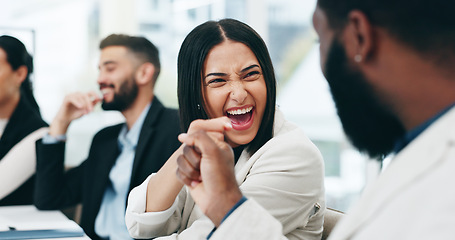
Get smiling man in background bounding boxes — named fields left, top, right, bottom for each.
left=34, top=34, right=181, bottom=240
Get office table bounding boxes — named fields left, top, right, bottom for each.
left=0, top=205, right=90, bottom=240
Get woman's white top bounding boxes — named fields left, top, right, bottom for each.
left=0, top=127, right=49, bottom=199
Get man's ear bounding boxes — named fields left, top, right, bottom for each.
left=343, top=10, right=375, bottom=63
left=135, top=62, right=155, bottom=86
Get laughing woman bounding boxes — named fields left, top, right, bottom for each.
left=125, top=18, right=325, bottom=240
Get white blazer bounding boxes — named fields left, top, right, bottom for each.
left=125, top=109, right=325, bottom=240
left=327, top=107, right=455, bottom=240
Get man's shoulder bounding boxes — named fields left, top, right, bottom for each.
left=159, top=107, right=179, bottom=121
left=152, top=98, right=179, bottom=117
left=93, top=123, right=124, bottom=140
left=150, top=107, right=180, bottom=135
left=146, top=100, right=180, bottom=128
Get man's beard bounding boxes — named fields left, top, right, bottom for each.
left=323, top=38, right=406, bottom=159
left=101, top=75, right=138, bottom=112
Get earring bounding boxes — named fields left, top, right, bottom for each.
left=354, top=54, right=363, bottom=63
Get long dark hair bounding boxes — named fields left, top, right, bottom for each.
left=177, top=18, right=277, bottom=155
left=0, top=35, right=40, bottom=115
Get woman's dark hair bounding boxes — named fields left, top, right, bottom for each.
left=0, top=35, right=40, bottom=115
left=177, top=18, right=277, bottom=155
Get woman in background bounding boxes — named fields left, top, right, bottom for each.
left=0, top=35, right=48, bottom=205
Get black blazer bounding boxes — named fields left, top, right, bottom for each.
left=0, top=96, right=47, bottom=206
left=35, top=97, right=181, bottom=240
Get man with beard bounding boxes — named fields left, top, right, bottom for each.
left=34, top=34, right=181, bottom=240
left=171, top=0, right=455, bottom=239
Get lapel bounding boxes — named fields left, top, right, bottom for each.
left=333, top=108, right=455, bottom=240
left=91, top=125, right=122, bottom=206
left=129, top=97, right=163, bottom=188
left=234, top=108, right=286, bottom=183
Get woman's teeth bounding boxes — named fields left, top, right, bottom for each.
left=227, top=106, right=253, bottom=115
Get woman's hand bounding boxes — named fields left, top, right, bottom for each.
left=145, top=117, right=232, bottom=213
left=176, top=120, right=242, bottom=227
left=177, top=117, right=233, bottom=185
left=187, top=116, right=232, bottom=142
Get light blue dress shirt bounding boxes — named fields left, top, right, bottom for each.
left=94, top=103, right=151, bottom=240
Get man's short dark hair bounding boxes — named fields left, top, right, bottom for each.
left=100, top=34, right=161, bottom=83
left=317, top=0, right=455, bottom=69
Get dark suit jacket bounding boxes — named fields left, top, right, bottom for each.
left=35, top=97, right=181, bottom=240
left=0, top=95, right=47, bottom=206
